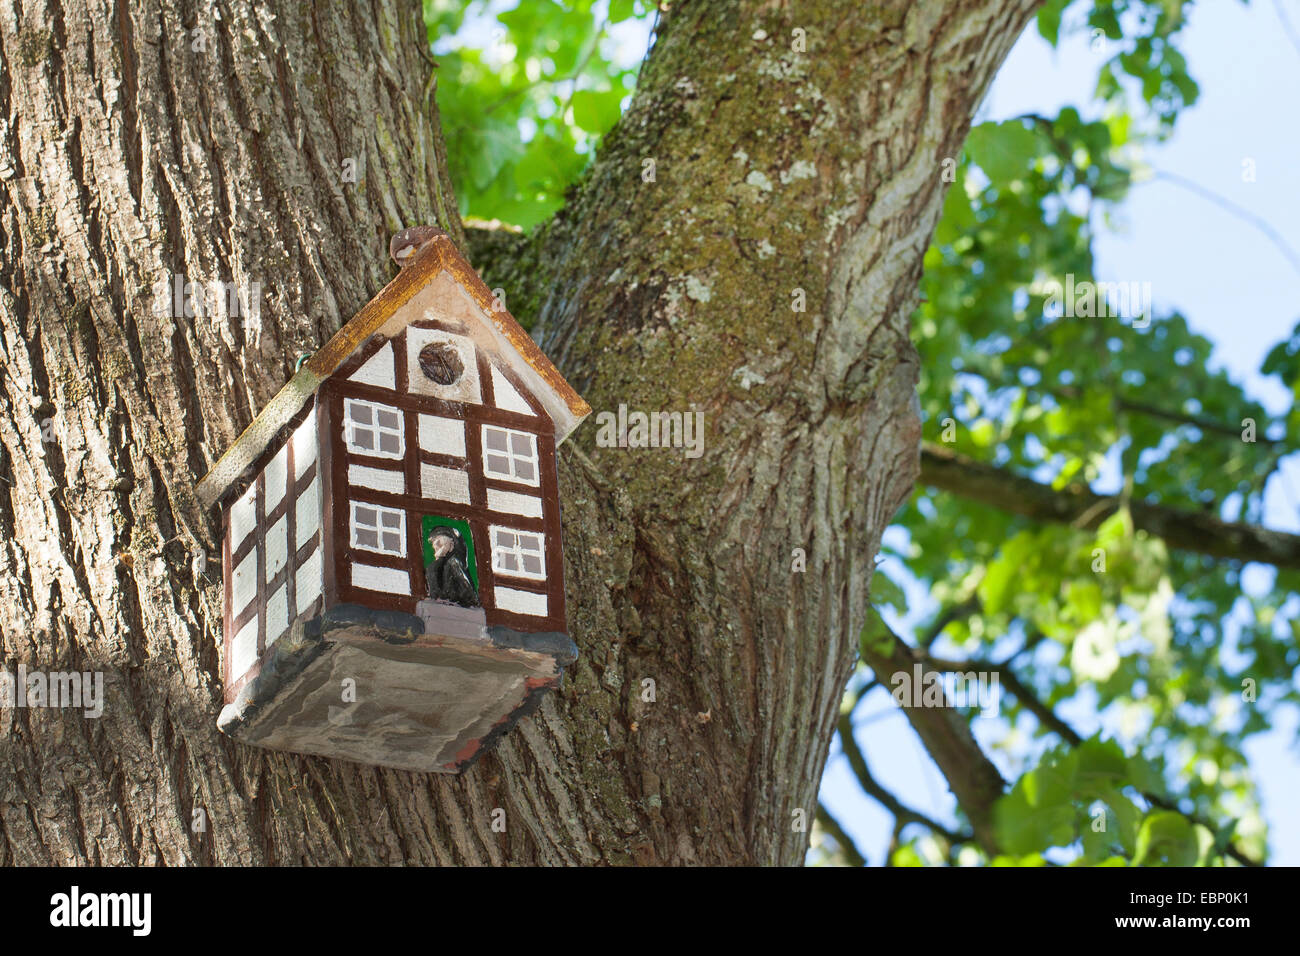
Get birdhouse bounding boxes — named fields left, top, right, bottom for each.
left=196, top=226, right=590, bottom=773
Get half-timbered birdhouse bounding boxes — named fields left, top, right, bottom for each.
left=196, top=226, right=589, bottom=773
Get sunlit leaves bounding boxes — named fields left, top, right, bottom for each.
left=992, top=738, right=1200, bottom=865
left=424, top=0, right=648, bottom=227
left=965, top=121, right=1048, bottom=185
left=1038, top=0, right=1200, bottom=131
left=1132, top=811, right=1200, bottom=866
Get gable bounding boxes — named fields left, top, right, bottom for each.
left=368, top=268, right=572, bottom=427
left=197, top=235, right=588, bottom=509
left=339, top=322, right=544, bottom=419
left=336, top=274, right=552, bottom=422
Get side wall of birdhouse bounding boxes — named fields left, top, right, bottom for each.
left=221, top=399, right=326, bottom=703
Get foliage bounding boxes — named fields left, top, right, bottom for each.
left=424, top=0, right=645, bottom=227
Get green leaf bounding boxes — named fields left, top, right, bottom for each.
left=994, top=752, right=1078, bottom=854
left=570, top=88, right=623, bottom=133
left=1075, top=737, right=1128, bottom=786
left=1133, top=812, right=1198, bottom=867
left=609, top=0, right=637, bottom=23
left=965, top=120, right=1044, bottom=183
left=1036, top=0, right=1070, bottom=47
left=1095, top=507, right=1133, bottom=546
left=978, top=531, right=1036, bottom=616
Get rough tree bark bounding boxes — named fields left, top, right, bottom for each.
left=0, top=0, right=1036, bottom=865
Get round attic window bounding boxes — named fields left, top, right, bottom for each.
left=418, top=342, right=464, bottom=385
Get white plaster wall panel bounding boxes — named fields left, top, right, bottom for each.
left=296, top=474, right=321, bottom=543
left=296, top=548, right=323, bottom=615
left=486, top=487, right=543, bottom=518
left=349, top=342, right=396, bottom=389
left=265, top=515, right=288, bottom=582
left=230, top=484, right=256, bottom=549
left=490, top=365, right=534, bottom=416
left=418, top=414, right=466, bottom=457
left=292, top=407, right=318, bottom=480
left=421, top=463, right=471, bottom=504
left=349, top=463, right=405, bottom=494
left=231, top=615, right=258, bottom=680
left=233, top=547, right=258, bottom=615
left=351, top=562, right=411, bottom=595
left=264, top=445, right=288, bottom=512
left=265, top=584, right=288, bottom=647
left=406, top=327, right=481, bottom=403
left=494, top=587, right=548, bottom=617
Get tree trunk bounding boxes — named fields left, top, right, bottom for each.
left=0, top=0, right=1035, bottom=865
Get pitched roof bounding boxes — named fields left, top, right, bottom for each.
left=196, top=234, right=590, bottom=509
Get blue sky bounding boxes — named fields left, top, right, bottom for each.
left=820, top=0, right=1300, bottom=866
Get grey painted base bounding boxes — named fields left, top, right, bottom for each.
left=217, top=603, right=578, bottom=773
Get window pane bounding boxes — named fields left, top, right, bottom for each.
left=510, top=433, right=533, bottom=456
left=499, top=553, right=518, bottom=571
left=519, top=534, right=539, bottom=551
left=486, top=453, right=511, bottom=475
left=381, top=512, right=402, bottom=529
left=515, top=461, right=535, bottom=481
left=378, top=410, right=400, bottom=430
left=485, top=429, right=508, bottom=451
left=522, top=555, right=542, bottom=574
left=357, top=529, right=378, bottom=549
left=357, top=506, right=377, bottom=525
left=353, top=428, right=375, bottom=451
left=382, top=532, right=402, bottom=552
left=351, top=403, right=373, bottom=425
left=379, top=433, right=400, bottom=454
left=495, top=530, right=513, bottom=547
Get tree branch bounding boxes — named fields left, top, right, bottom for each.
left=1276, top=0, right=1300, bottom=61
left=1148, top=169, right=1300, bottom=279
left=836, top=712, right=975, bottom=847
left=920, top=443, right=1300, bottom=568
left=929, top=652, right=1085, bottom=745
left=1111, top=395, right=1280, bottom=444
left=962, top=362, right=1283, bottom=446
left=815, top=804, right=868, bottom=867
left=857, top=612, right=1005, bottom=854
left=919, top=595, right=981, bottom=649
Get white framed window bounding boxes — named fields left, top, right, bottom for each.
left=344, top=398, right=403, bottom=459
left=482, top=426, right=539, bottom=486
left=490, top=525, right=546, bottom=581
left=350, top=501, right=406, bottom=557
